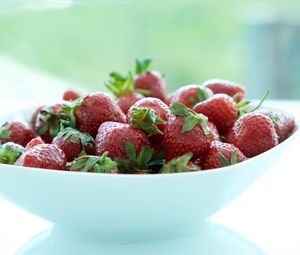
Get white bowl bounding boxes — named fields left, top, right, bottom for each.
left=0, top=107, right=298, bottom=254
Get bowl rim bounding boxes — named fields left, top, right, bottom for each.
left=0, top=107, right=299, bottom=179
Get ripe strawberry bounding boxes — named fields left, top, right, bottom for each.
left=106, top=72, right=146, bottom=114
left=127, top=97, right=172, bottom=135
left=0, top=121, right=35, bottom=147
left=208, top=121, right=220, bottom=141
left=134, top=58, right=167, bottom=101
left=256, top=108, right=296, bottom=143
left=200, top=140, right=246, bottom=170
left=63, top=89, right=82, bottom=101
left=0, top=142, right=24, bottom=165
left=168, top=85, right=213, bottom=109
left=25, top=138, right=44, bottom=150
left=75, top=92, right=126, bottom=137
left=232, top=113, right=279, bottom=157
left=164, top=103, right=214, bottom=161
left=160, top=153, right=199, bottom=174
left=203, top=79, right=246, bottom=102
left=15, top=144, right=67, bottom=170
left=193, top=94, right=238, bottom=134
left=52, top=127, right=95, bottom=161
left=34, top=103, right=74, bottom=143
left=69, top=152, right=118, bottom=173
left=30, top=106, right=43, bottom=129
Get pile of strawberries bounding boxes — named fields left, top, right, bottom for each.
left=0, top=58, right=296, bottom=174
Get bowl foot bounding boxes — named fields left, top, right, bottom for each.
left=14, top=222, right=266, bottom=255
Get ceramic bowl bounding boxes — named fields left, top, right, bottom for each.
left=0, top=108, right=299, bottom=244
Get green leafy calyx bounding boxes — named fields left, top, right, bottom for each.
left=160, top=153, right=199, bottom=174
left=0, top=142, right=24, bottom=165
left=218, top=150, right=238, bottom=167
left=135, top=57, right=152, bottom=75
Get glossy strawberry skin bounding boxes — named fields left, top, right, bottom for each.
left=0, top=121, right=35, bottom=147
left=168, top=85, right=213, bottom=109
left=95, top=122, right=150, bottom=159
left=193, top=94, right=238, bottom=134
left=75, top=92, right=126, bottom=137
left=232, top=113, right=279, bottom=157
left=118, top=92, right=145, bottom=114
left=15, top=144, right=67, bottom=170
left=135, top=71, right=167, bottom=101
left=63, top=89, right=82, bottom=101
left=208, top=121, right=220, bottom=141
left=25, top=138, right=44, bottom=150
left=164, top=116, right=214, bottom=161
left=203, top=79, right=246, bottom=102
left=200, top=140, right=246, bottom=170
left=256, top=109, right=296, bottom=143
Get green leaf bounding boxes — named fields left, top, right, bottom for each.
left=182, top=115, right=200, bottom=133
left=170, top=103, right=188, bottom=116
left=137, top=146, right=153, bottom=167
left=160, top=153, right=199, bottom=174
left=0, top=130, right=11, bottom=140
left=125, top=141, right=137, bottom=162
left=219, top=152, right=229, bottom=167
left=135, top=57, right=152, bottom=74
left=230, top=151, right=238, bottom=165
left=0, top=142, right=24, bottom=165
left=196, top=87, right=210, bottom=102
left=237, top=100, right=250, bottom=109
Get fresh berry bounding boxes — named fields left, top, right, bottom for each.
left=164, top=103, right=214, bottom=161
left=193, top=94, right=238, bottom=134
left=203, top=79, right=246, bottom=103
left=52, top=127, right=95, bottom=161
left=200, top=140, right=246, bottom=170
left=232, top=113, right=279, bottom=157
left=30, top=106, right=43, bottom=129
left=256, top=108, right=296, bottom=143
left=106, top=72, right=146, bottom=114
left=63, top=89, right=82, bottom=101
left=0, top=142, right=24, bottom=165
left=75, top=92, right=126, bottom=137
left=168, top=85, right=213, bottom=109
left=160, top=153, right=199, bottom=174
left=15, top=144, right=67, bottom=170
left=25, top=138, right=44, bottom=150
left=0, top=121, right=35, bottom=147
left=134, top=58, right=167, bottom=101
left=69, top=152, right=118, bottom=173
left=208, top=121, right=220, bottom=141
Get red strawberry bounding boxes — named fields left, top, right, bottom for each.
left=106, top=72, right=146, bottom=114
left=25, top=138, right=44, bottom=150
left=63, top=89, right=82, bottom=101
left=134, top=58, right=167, bottom=101
left=232, top=113, right=278, bottom=157
left=30, top=106, right=43, bottom=129
left=0, top=121, right=35, bottom=147
left=164, top=103, right=214, bottom=161
left=200, top=140, right=246, bottom=170
left=224, top=128, right=234, bottom=143
left=168, top=85, right=213, bottom=109
left=208, top=121, right=220, bottom=141
left=52, top=127, right=95, bottom=161
left=75, top=92, right=126, bottom=137
left=35, top=103, right=72, bottom=143
left=193, top=94, right=238, bottom=134
left=160, top=153, right=200, bottom=173
left=69, top=152, right=118, bottom=173
left=203, top=79, right=246, bottom=102
left=256, top=108, right=296, bottom=143
left=15, top=144, right=67, bottom=170
left=0, top=142, right=24, bottom=165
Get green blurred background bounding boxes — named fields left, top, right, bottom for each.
left=0, top=0, right=299, bottom=98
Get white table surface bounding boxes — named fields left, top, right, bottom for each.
left=0, top=57, right=300, bottom=254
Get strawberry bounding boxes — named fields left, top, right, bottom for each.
left=25, top=138, right=44, bottom=150
left=232, top=113, right=279, bottom=157
left=75, top=92, right=126, bottom=137
left=193, top=94, right=238, bottom=134
left=164, top=103, right=214, bottom=161
left=0, top=142, right=24, bottom=165
left=63, top=89, right=82, bottom=101
left=106, top=72, right=146, bottom=114
left=256, top=108, right=296, bottom=143
left=30, top=106, right=43, bottom=129
left=0, top=121, right=35, bottom=147
left=134, top=58, right=167, bottom=101
left=208, top=121, right=220, bottom=141
left=15, top=144, right=67, bottom=170
left=203, top=79, right=246, bottom=102
left=200, top=140, right=246, bottom=170
left=34, top=103, right=74, bottom=143
left=69, top=152, right=118, bottom=173
left=52, top=127, right=95, bottom=161
left=160, top=153, right=199, bottom=174
left=168, top=85, right=213, bottom=109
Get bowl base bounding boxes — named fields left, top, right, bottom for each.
left=14, top=222, right=266, bottom=255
